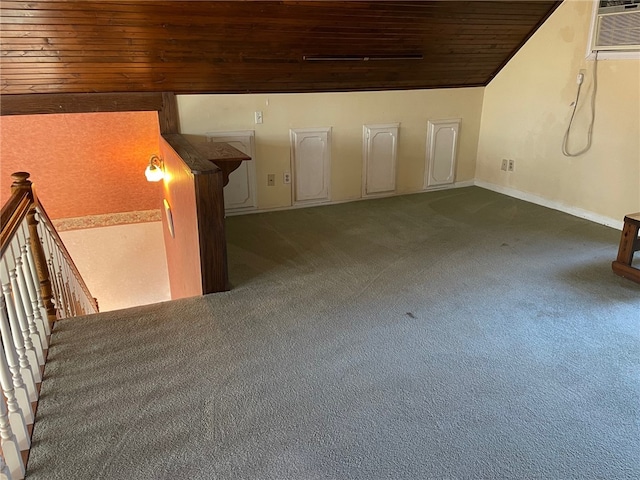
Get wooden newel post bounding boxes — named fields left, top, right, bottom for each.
left=9, top=172, right=32, bottom=196
left=11, top=172, right=58, bottom=327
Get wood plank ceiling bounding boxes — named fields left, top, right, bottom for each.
left=0, top=1, right=561, bottom=96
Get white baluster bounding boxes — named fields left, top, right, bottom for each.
left=7, top=272, right=41, bottom=383
left=47, top=256, right=63, bottom=319
left=0, top=296, right=33, bottom=424
left=23, top=234, right=52, bottom=336
left=14, top=254, right=44, bottom=367
left=56, top=246, right=74, bottom=317
left=1, top=283, right=37, bottom=401
left=57, top=270, right=71, bottom=318
left=59, top=256, right=74, bottom=317
left=21, top=244, right=49, bottom=348
left=0, top=389, right=25, bottom=480
left=0, top=456, right=12, bottom=480
left=0, top=349, right=30, bottom=450
left=15, top=225, right=44, bottom=339
left=49, top=242, right=68, bottom=318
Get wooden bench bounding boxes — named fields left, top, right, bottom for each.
left=612, top=212, right=640, bottom=284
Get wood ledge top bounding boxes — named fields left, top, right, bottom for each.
left=624, top=213, right=640, bottom=224
left=186, top=138, right=251, bottom=163
left=162, top=133, right=219, bottom=175
left=162, top=134, right=251, bottom=184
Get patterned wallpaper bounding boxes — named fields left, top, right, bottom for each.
left=0, top=111, right=163, bottom=219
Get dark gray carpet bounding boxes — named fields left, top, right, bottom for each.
left=27, top=187, right=639, bottom=479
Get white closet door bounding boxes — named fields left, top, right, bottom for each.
left=362, top=123, right=399, bottom=197
left=290, top=128, right=331, bottom=204
left=206, top=131, right=257, bottom=211
left=425, top=119, right=460, bottom=188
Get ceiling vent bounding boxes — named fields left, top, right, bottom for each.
left=592, top=1, right=640, bottom=51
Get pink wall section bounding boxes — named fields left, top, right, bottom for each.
left=0, top=111, right=163, bottom=219
left=159, top=137, right=203, bottom=300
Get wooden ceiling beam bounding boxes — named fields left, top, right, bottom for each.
left=0, top=92, right=163, bottom=116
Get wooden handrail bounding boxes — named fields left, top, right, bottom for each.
left=1, top=172, right=98, bottom=325
left=0, top=173, right=31, bottom=258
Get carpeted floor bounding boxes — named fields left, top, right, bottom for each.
left=27, top=187, right=639, bottom=479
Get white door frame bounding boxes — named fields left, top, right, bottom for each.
left=290, top=127, right=332, bottom=205
left=424, top=119, right=460, bottom=189
left=362, top=123, right=400, bottom=198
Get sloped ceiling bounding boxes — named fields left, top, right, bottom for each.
left=0, top=1, right=561, bottom=95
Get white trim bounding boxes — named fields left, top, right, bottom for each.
left=290, top=127, right=332, bottom=206
left=362, top=123, right=400, bottom=198
left=224, top=174, right=624, bottom=232
left=362, top=123, right=401, bottom=130
left=289, top=126, right=333, bottom=134
left=586, top=51, right=640, bottom=60
left=228, top=177, right=623, bottom=231
left=225, top=180, right=474, bottom=217
left=474, top=179, right=622, bottom=230
left=585, top=0, right=640, bottom=60
left=424, top=118, right=461, bottom=189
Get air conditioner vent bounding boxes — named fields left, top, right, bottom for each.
left=593, top=3, right=640, bottom=51
left=597, top=11, right=640, bottom=47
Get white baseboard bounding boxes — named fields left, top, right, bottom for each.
left=231, top=179, right=624, bottom=231
left=474, top=180, right=623, bottom=230
left=226, top=180, right=475, bottom=217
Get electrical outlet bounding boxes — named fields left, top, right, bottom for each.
left=508, top=159, right=515, bottom=172
left=283, top=172, right=291, bottom=184
left=501, top=159, right=508, bottom=171
left=267, top=174, right=275, bottom=186
left=255, top=111, right=263, bottom=124
left=577, top=69, right=586, bottom=85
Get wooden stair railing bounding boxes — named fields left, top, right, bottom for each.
left=0, top=172, right=98, bottom=479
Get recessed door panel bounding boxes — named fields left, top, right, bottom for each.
left=290, top=128, right=331, bottom=204
left=363, top=124, right=399, bottom=196
left=425, top=120, right=460, bottom=187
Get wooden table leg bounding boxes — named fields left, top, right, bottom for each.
left=612, top=214, right=640, bottom=283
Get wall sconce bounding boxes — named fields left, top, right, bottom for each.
left=144, top=154, right=164, bottom=182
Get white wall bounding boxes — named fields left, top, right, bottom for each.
left=476, top=0, right=640, bottom=225
left=177, top=89, right=484, bottom=210
left=177, top=1, right=639, bottom=225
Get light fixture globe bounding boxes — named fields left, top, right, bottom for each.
left=144, top=155, right=164, bottom=182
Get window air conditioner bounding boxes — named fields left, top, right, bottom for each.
left=592, top=0, right=640, bottom=51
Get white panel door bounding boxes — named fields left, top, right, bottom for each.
left=425, top=119, right=460, bottom=188
left=290, top=128, right=331, bottom=204
left=206, top=131, right=257, bottom=211
left=362, top=123, right=399, bottom=197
